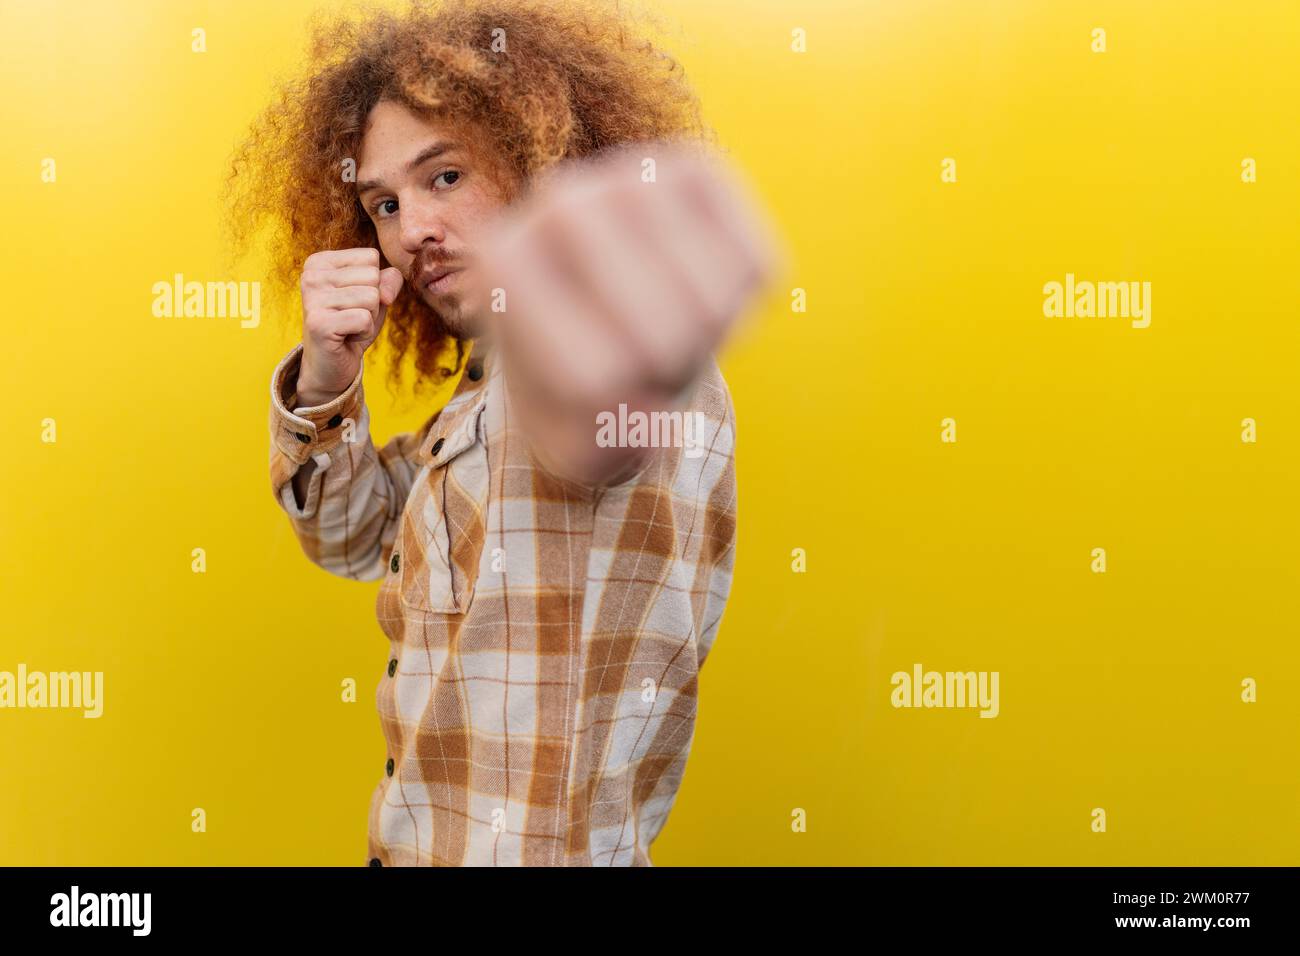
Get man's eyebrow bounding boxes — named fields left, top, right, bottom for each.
left=356, top=140, right=462, bottom=194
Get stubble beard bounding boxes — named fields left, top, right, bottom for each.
left=428, top=287, right=483, bottom=342
left=410, top=240, right=488, bottom=338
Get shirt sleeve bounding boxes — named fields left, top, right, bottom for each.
left=689, top=360, right=738, bottom=671
left=267, top=342, right=438, bottom=582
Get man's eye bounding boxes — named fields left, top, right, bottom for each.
left=370, top=171, right=459, bottom=219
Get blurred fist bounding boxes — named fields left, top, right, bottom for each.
left=296, top=247, right=403, bottom=406
left=476, top=140, right=782, bottom=417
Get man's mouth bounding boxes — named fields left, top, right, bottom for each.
left=422, top=266, right=462, bottom=293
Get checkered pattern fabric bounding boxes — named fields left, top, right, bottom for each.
left=267, top=339, right=737, bottom=865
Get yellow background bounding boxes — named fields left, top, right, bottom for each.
left=2, top=0, right=1296, bottom=865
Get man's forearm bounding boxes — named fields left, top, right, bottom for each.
left=502, top=359, right=699, bottom=489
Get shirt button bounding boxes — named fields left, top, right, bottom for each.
left=326, top=413, right=343, bottom=428
left=293, top=432, right=310, bottom=443
left=369, top=857, right=382, bottom=867
left=467, top=363, right=483, bottom=382
left=431, top=437, right=444, bottom=456
left=390, top=553, right=400, bottom=573
left=388, top=658, right=397, bottom=677
left=386, top=758, right=394, bottom=777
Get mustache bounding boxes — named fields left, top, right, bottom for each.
left=404, top=246, right=463, bottom=286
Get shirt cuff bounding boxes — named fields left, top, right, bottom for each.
left=268, top=343, right=365, bottom=465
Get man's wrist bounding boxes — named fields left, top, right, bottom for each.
left=292, top=366, right=345, bottom=409
left=294, top=385, right=344, bottom=408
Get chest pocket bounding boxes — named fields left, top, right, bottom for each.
left=396, top=403, right=489, bottom=615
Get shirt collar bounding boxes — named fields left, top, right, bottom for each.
left=416, top=338, right=492, bottom=467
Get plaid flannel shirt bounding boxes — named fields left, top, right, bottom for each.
left=267, top=338, right=737, bottom=865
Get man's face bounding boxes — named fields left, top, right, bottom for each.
left=355, top=98, right=511, bottom=339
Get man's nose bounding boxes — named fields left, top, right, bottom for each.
left=398, top=194, right=447, bottom=254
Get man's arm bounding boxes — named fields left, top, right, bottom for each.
left=267, top=342, right=437, bottom=580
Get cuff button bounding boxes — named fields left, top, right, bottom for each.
left=390, top=553, right=400, bottom=573
left=293, top=432, right=310, bottom=443
left=431, top=437, right=444, bottom=456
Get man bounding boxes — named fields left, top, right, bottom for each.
left=232, top=0, right=778, bottom=865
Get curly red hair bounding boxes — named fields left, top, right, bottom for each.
left=225, top=0, right=715, bottom=399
